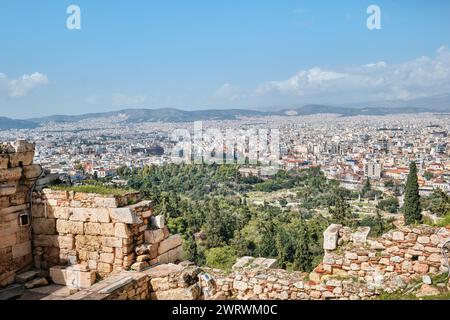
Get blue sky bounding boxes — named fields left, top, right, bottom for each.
left=1, top=0, right=450, bottom=118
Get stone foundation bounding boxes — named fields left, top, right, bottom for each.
left=31, top=189, right=184, bottom=278
left=0, top=141, right=41, bottom=287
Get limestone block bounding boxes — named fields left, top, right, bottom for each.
left=0, top=184, right=17, bottom=196
left=144, top=228, right=168, bottom=244
left=100, top=252, right=115, bottom=264
left=33, top=235, right=59, bottom=247
left=50, top=266, right=96, bottom=289
left=351, top=227, right=371, bottom=244
left=392, top=231, right=405, bottom=241
left=9, top=151, right=35, bottom=167
left=84, top=222, right=114, bottom=236
left=0, top=167, right=22, bottom=182
left=0, top=154, right=9, bottom=169
left=22, top=164, right=43, bottom=180
left=56, top=220, right=84, bottom=234
left=102, top=237, right=122, bottom=248
left=12, top=241, right=32, bottom=259
left=114, top=223, right=132, bottom=238
left=58, top=235, right=75, bottom=249
left=12, top=140, right=35, bottom=153
left=51, top=207, right=71, bottom=220
left=97, top=262, right=113, bottom=273
left=93, top=196, right=118, bottom=208
left=158, top=234, right=182, bottom=255
left=151, top=215, right=165, bottom=229
left=70, top=208, right=110, bottom=223
left=109, top=208, right=142, bottom=224
left=32, top=218, right=56, bottom=235
left=323, top=224, right=342, bottom=251
left=152, top=284, right=201, bottom=300
left=130, top=261, right=149, bottom=272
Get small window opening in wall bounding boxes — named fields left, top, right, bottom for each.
left=19, top=161, right=24, bottom=167
left=412, top=255, right=419, bottom=261
left=19, top=213, right=30, bottom=226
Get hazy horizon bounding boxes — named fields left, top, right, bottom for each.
left=1, top=1, right=450, bottom=118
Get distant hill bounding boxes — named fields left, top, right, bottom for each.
left=28, top=108, right=267, bottom=124
left=0, top=93, right=448, bottom=129
left=0, top=117, right=38, bottom=130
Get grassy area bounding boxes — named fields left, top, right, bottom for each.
left=378, top=273, right=450, bottom=300
left=378, top=291, right=450, bottom=300
left=50, top=184, right=136, bottom=196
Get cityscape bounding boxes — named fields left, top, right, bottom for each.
left=1, top=0, right=450, bottom=309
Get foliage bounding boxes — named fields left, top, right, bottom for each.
left=50, top=184, right=134, bottom=196
left=205, top=246, right=237, bottom=271
left=377, top=197, right=400, bottom=213
left=403, top=162, right=422, bottom=225
left=329, top=192, right=354, bottom=226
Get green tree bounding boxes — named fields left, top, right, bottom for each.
left=423, top=171, right=434, bottom=181
left=183, top=231, right=199, bottom=264
left=362, top=178, right=372, bottom=197
left=293, top=224, right=313, bottom=272
left=205, top=246, right=237, bottom=271
left=403, top=162, right=422, bottom=225
left=329, top=193, right=353, bottom=225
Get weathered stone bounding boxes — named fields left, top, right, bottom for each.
left=323, top=224, right=342, bottom=251
left=24, top=277, right=48, bottom=289
left=70, top=208, right=110, bottom=223
left=33, top=235, right=59, bottom=247
left=12, top=241, right=32, bottom=259
left=417, top=236, right=430, bottom=244
left=15, top=270, right=39, bottom=283
left=32, top=218, right=56, bottom=235
left=351, top=227, right=371, bottom=244
left=102, top=237, right=122, bottom=248
left=56, top=220, right=84, bottom=234
left=22, top=164, right=43, bottom=180
left=0, top=167, right=22, bottom=182
left=158, top=234, right=182, bottom=255
left=145, top=228, right=167, bottom=244
left=151, top=215, right=165, bottom=229
left=100, top=252, right=115, bottom=264
left=392, top=231, right=405, bottom=241
left=416, top=284, right=440, bottom=297
left=130, top=261, right=149, bottom=272
left=109, top=208, right=142, bottom=224
left=114, top=223, right=132, bottom=238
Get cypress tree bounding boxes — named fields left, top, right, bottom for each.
left=294, top=224, right=313, bottom=272
left=403, top=162, right=422, bottom=225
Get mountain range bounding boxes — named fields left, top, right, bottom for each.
left=1, top=93, right=449, bottom=130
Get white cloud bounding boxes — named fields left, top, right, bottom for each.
left=255, top=46, right=450, bottom=103
left=212, top=83, right=243, bottom=101
left=0, top=72, right=49, bottom=98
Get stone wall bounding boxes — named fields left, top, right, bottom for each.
left=315, top=222, right=450, bottom=292
left=31, top=189, right=184, bottom=279
left=199, top=221, right=450, bottom=300
left=63, top=263, right=202, bottom=300
left=0, top=141, right=42, bottom=287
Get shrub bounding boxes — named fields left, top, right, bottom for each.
left=205, top=246, right=237, bottom=271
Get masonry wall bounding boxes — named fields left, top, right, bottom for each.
left=64, top=264, right=202, bottom=300
left=200, top=222, right=450, bottom=300
left=31, top=189, right=183, bottom=278
left=0, top=141, right=42, bottom=287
